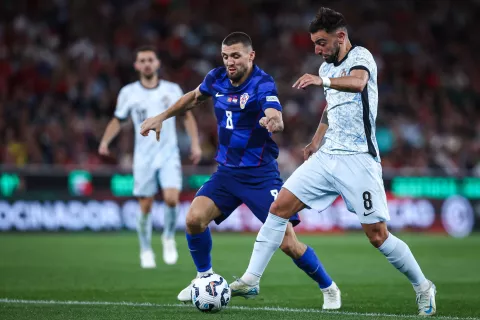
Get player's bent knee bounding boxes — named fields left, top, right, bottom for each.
left=185, top=208, right=210, bottom=233
left=269, top=200, right=290, bottom=219
left=366, top=231, right=389, bottom=248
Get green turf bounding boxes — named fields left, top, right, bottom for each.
left=0, top=232, right=479, bottom=320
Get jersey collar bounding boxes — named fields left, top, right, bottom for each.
left=334, top=45, right=356, bottom=67
left=227, top=65, right=259, bottom=92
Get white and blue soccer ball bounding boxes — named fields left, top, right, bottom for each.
left=191, top=273, right=231, bottom=313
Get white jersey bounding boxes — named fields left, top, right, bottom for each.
left=319, top=46, right=380, bottom=161
left=114, top=80, right=183, bottom=168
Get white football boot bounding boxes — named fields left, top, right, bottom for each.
left=230, top=278, right=260, bottom=299
left=416, top=280, right=437, bottom=316
left=140, top=250, right=156, bottom=269
left=177, top=273, right=214, bottom=303
left=162, top=237, right=178, bottom=265
left=321, top=282, right=341, bottom=310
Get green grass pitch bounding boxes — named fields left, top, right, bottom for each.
left=1, top=232, right=479, bottom=320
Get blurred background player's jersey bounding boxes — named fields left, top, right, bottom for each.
left=199, top=65, right=283, bottom=169
left=319, top=46, right=381, bottom=161
left=114, top=80, right=183, bottom=168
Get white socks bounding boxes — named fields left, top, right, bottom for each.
left=197, top=268, right=214, bottom=278
left=242, top=213, right=289, bottom=285
left=163, top=205, right=178, bottom=239
left=378, top=233, right=429, bottom=293
left=137, top=212, right=152, bottom=252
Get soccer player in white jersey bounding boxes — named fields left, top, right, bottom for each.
left=99, top=46, right=202, bottom=268
left=235, top=8, right=437, bottom=316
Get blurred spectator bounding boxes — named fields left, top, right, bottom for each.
left=1, top=0, right=479, bottom=176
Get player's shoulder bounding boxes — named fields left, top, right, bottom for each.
left=351, top=46, right=375, bottom=61
left=207, top=66, right=227, bottom=80
left=251, top=65, right=276, bottom=88
left=118, top=81, right=140, bottom=95
left=160, top=79, right=182, bottom=91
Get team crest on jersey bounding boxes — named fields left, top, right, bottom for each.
left=239, top=93, right=249, bottom=109
left=340, top=69, right=347, bottom=77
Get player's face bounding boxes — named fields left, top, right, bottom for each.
left=221, top=43, right=255, bottom=83
left=311, top=30, right=342, bottom=64
left=134, top=51, right=160, bottom=79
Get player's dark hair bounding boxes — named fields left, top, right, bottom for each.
left=222, top=32, right=253, bottom=48
left=134, top=45, right=158, bottom=59
left=309, top=7, right=347, bottom=34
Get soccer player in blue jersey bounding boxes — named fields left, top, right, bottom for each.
left=140, top=32, right=341, bottom=309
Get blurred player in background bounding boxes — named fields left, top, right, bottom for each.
left=237, top=8, right=437, bottom=316
left=140, top=32, right=341, bottom=309
left=99, top=46, right=202, bottom=268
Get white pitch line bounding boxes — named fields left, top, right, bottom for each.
left=0, top=298, right=479, bottom=320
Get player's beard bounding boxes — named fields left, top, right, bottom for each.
left=324, top=41, right=340, bottom=64
left=141, top=72, right=155, bottom=80
left=227, top=66, right=247, bottom=83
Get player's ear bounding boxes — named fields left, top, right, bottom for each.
left=249, top=50, right=255, bottom=62
left=336, top=30, right=346, bottom=44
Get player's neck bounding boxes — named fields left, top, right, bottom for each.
left=140, top=76, right=160, bottom=89
left=336, top=40, right=352, bottom=64
left=230, top=66, right=254, bottom=87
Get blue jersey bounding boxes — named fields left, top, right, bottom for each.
left=199, top=65, right=282, bottom=168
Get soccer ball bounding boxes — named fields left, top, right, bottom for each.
left=191, top=273, right=231, bottom=313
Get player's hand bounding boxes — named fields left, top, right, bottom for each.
left=140, top=116, right=163, bottom=141
left=293, top=73, right=322, bottom=89
left=259, top=116, right=283, bottom=133
left=303, top=141, right=320, bottom=161
left=190, top=143, right=202, bottom=165
left=98, top=142, right=110, bottom=156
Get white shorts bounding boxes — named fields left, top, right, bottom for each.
left=283, top=151, right=389, bottom=224
left=133, top=153, right=182, bottom=197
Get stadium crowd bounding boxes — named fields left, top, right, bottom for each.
left=1, top=0, right=479, bottom=176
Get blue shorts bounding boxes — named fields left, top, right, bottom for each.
left=196, top=161, right=301, bottom=226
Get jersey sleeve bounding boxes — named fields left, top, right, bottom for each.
left=257, top=77, right=282, bottom=112
left=198, top=69, right=216, bottom=97
left=350, top=48, right=376, bottom=78
left=113, top=87, right=130, bottom=121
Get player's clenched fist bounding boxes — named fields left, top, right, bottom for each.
left=140, top=116, right=164, bottom=141
left=292, top=73, right=323, bottom=89
left=303, top=141, right=320, bottom=161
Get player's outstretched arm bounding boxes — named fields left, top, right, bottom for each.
left=293, top=69, right=369, bottom=93
left=140, top=86, right=210, bottom=141
left=259, top=108, right=284, bottom=133
left=304, top=108, right=328, bottom=160
left=183, top=111, right=202, bottom=165
left=99, top=117, right=122, bottom=156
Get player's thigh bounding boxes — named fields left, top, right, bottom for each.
left=195, top=172, right=242, bottom=226
left=283, top=153, right=339, bottom=213
left=335, top=153, right=390, bottom=224
left=241, top=176, right=302, bottom=226
left=133, top=165, right=158, bottom=197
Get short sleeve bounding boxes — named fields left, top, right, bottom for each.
left=113, top=87, right=130, bottom=120
left=257, top=77, right=282, bottom=112
left=350, top=48, right=376, bottom=78
left=198, top=69, right=216, bottom=97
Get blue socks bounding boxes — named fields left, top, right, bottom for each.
left=293, top=246, right=333, bottom=289
left=186, top=227, right=212, bottom=272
